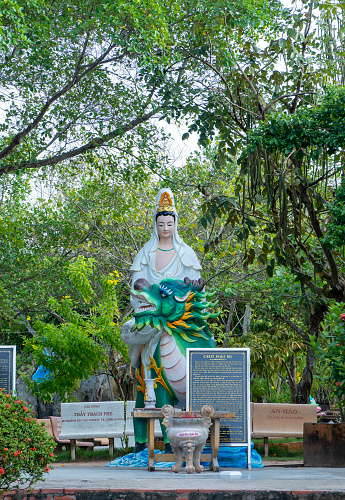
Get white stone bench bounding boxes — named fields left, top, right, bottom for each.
left=60, top=401, right=125, bottom=460
left=251, top=402, right=317, bottom=456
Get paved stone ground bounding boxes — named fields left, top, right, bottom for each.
left=33, top=462, right=345, bottom=491
left=4, top=461, right=345, bottom=499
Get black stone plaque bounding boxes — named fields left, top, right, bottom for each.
left=187, top=348, right=250, bottom=444
left=0, top=346, right=16, bottom=394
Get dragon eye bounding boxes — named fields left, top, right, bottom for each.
left=160, top=289, right=169, bottom=298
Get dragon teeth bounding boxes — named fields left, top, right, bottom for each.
left=139, top=304, right=156, bottom=311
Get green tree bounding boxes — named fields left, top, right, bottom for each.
left=1, top=167, right=234, bottom=398
left=198, top=87, right=345, bottom=403
left=0, top=0, right=282, bottom=178
left=24, top=256, right=127, bottom=402
left=0, top=0, right=185, bottom=176
left=244, top=87, right=345, bottom=402
left=171, top=0, right=345, bottom=403
left=4, top=0, right=342, bottom=405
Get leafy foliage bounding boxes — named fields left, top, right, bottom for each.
left=182, top=0, right=345, bottom=401
left=24, top=256, right=127, bottom=402
left=0, top=0, right=186, bottom=175
left=324, top=179, right=345, bottom=250
left=2, top=0, right=345, bottom=406
left=249, top=86, right=345, bottom=158
left=311, top=303, right=345, bottom=419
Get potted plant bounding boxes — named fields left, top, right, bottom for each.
left=304, top=304, right=345, bottom=466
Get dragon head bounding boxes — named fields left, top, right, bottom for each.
left=131, top=277, right=219, bottom=343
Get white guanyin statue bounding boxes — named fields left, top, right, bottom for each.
left=120, top=188, right=205, bottom=451
left=121, top=188, right=202, bottom=375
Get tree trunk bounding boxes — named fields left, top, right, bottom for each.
left=288, top=354, right=297, bottom=404
left=296, top=346, right=316, bottom=403
left=296, top=304, right=328, bottom=403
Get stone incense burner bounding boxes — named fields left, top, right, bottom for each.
left=162, top=404, right=214, bottom=473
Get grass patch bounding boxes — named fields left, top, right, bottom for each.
left=54, top=447, right=134, bottom=463
left=254, top=440, right=303, bottom=461
left=254, top=444, right=302, bottom=458
left=263, top=454, right=304, bottom=462
left=252, top=438, right=302, bottom=444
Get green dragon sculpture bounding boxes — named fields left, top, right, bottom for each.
left=130, top=277, right=218, bottom=445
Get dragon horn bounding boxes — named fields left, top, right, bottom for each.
left=192, top=331, right=211, bottom=340
left=200, top=312, right=213, bottom=320
left=188, top=312, right=206, bottom=320
left=184, top=323, right=204, bottom=332
left=196, top=301, right=211, bottom=308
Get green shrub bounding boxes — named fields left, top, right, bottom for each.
left=250, top=377, right=267, bottom=402
left=0, top=388, right=55, bottom=493
left=311, top=303, right=345, bottom=420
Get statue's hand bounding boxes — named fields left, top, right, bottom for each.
left=120, top=318, right=136, bottom=344
left=121, top=318, right=163, bottom=367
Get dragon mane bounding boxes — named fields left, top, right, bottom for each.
left=133, top=279, right=219, bottom=343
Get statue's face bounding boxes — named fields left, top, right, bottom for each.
left=156, top=215, right=175, bottom=240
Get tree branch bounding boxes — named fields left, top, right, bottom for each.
left=48, top=310, right=67, bottom=324
left=179, top=46, right=247, bottom=131
left=0, top=108, right=159, bottom=175
left=277, top=314, right=309, bottom=343
left=0, top=41, right=121, bottom=162
left=232, top=59, right=265, bottom=119
left=290, top=0, right=314, bottom=114
left=299, top=183, right=340, bottom=288
left=204, top=259, right=242, bottom=285
left=282, top=359, right=294, bottom=386
left=264, top=91, right=316, bottom=114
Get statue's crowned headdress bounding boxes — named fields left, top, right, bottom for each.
left=156, top=191, right=175, bottom=213
left=130, top=187, right=201, bottom=271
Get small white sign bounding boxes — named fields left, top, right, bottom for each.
left=177, top=431, right=201, bottom=437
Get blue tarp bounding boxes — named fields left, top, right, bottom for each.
left=32, top=365, right=50, bottom=381
left=106, top=443, right=264, bottom=468
left=32, top=348, right=51, bottom=382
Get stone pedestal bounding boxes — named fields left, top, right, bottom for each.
left=304, top=422, right=345, bottom=467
